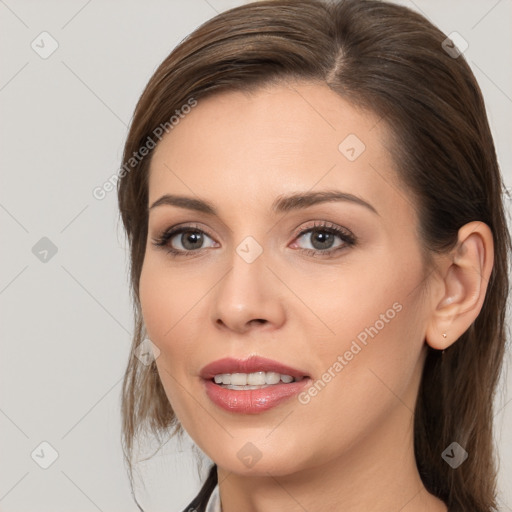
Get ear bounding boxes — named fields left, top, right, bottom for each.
left=425, top=221, right=494, bottom=350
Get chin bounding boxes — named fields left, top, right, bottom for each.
left=208, top=440, right=310, bottom=477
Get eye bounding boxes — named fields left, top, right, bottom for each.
left=151, top=223, right=218, bottom=257
left=291, top=221, right=356, bottom=257
left=151, top=221, right=356, bottom=258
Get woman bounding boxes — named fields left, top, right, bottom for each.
left=117, top=0, right=511, bottom=511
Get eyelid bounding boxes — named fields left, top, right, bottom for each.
left=156, top=222, right=215, bottom=240
left=153, top=222, right=217, bottom=249
left=152, top=220, right=356, bottom=258
left=291, top=220, right=354, bottom=241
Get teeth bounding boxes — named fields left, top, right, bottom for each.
left=230, top=373, right=247, bottom=386
left=214, top=374, right=229, bottom=384
left=266, top=371, right=280, bottom=384
left=226, top=384, right=268, bottom=390
left=247, top=372, right=266, bottom=385
left=212, top=372, right=300, bottom=386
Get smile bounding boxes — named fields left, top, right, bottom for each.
left=213, top=371, right=305, bottom=388
left=200, top=356, right=311, bottom=413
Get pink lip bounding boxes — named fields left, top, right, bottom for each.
left=200, top=355, right=309, bottom=380
left=200, top=356, right=311, bottom=414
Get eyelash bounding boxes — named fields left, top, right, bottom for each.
left=151, top=221, right=356, bottom=259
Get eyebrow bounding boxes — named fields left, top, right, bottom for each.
left=149, top=190, right=379, bottom=216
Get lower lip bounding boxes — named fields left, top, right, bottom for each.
left=204, top=378, right=311, bottom=414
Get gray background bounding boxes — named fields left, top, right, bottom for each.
left=0, top=0, right=511, bottom=511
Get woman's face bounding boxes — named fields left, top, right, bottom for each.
left=140, top=81, right=435, bottom=477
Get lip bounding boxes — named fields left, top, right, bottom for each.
left=200, top=356, right=309, bottom=380
left=200, top=356, right=311, bottom=414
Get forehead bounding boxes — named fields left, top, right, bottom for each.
left=148, top=81, right=407, bottom=220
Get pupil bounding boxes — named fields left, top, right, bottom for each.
left=312, top=231, right=333, bottom=250
left=182, top=231, right=203, bottom=250
left=179, top=230, right=334, bottom=251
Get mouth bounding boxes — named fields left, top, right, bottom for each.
left=200, top=356, right=311, bottom=414
left=212, top=371, right=306, bottom=390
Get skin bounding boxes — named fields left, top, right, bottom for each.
left=139, top=81, right=493, bottom=512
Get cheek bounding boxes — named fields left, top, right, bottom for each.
left=139, top=252, right=218, bottom=407
left=298, top=251, right=427, bottom=413
left=139, top=256, right=204, bottom=421
left=292, top=248, right=424, bottom=352
left=139, top=256, right=194, bottom=399
left=139, top=255, right=203, bottom=344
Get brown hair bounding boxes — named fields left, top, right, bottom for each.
left=117, top=1, right=511, bottom=510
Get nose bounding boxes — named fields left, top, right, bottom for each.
left=211, top=247, right=286, bottom=335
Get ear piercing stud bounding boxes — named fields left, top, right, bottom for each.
left=441, top=333, right=447, bottom=355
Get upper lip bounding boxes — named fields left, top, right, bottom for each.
left=200, top=356, right=310, bottom=380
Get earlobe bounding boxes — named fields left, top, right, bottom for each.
left=425, top=221, right=494, bottom=351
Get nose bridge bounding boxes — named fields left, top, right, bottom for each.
left=219, top=235, right=268, bottom=310
left=211, top=233, right=286, bottom=332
